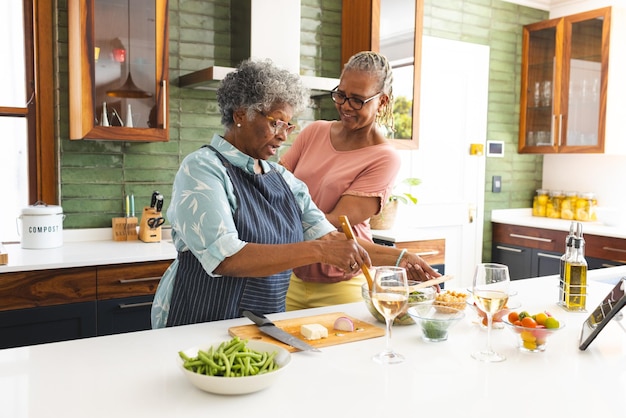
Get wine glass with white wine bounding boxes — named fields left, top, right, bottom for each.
left=471, top=263, right=510, bottom=362
left=371, top=266, right=409, bottom=364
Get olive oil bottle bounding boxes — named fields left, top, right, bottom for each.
left=558, top=222, right=576, bottom=306
left=563, top=223, right=587, bottom=311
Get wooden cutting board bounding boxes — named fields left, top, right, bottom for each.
left=228, top=312, right=384, bottom=352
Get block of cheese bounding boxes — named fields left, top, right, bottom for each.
left=300, top=323, right=328, bottom=340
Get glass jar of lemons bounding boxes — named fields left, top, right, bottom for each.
left=560, top=191, right=578, bottom=220
left=546, top=190, right=564, bottom=218
left=575, top=192, right=597, bottom=222
left=532, top=189, right=548, bottom=217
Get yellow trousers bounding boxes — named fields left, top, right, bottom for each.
left=285, top=272, right=367, bottom=311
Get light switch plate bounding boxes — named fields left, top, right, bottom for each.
left=492, top=175, right=502, bottom=193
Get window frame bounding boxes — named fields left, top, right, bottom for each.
left=0, top=0, right=57, bottom=205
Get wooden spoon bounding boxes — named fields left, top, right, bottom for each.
left=339, top=215, right=373, bottom=290
left=411, top=274, right=454, bottom=290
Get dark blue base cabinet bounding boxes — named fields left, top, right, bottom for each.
left=97, top=295, right=154, bottom=336
left=0, top=297, right=155, bottom=349
left=491, top=244, right=561, bottom=280
left=0, top=261, right=170, bottom=349
left=492, top=223, right=626, bottom=281
left=0, top=302, right=97, bottom=348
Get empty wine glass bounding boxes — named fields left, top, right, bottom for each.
left=471, top=263, right=510, bottom=362
left=371, top=266, right=409, bottom=364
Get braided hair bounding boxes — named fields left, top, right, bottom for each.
left=342, top=51, right=395, bottom=132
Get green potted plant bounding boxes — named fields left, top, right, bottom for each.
left=370, top=178, right=421, bottom=230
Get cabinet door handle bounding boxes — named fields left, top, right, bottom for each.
left=509, top=233, right=553, bottom=243
left=557, top=114, right=563, bottom=146
left=602, top=246, right=626, bottom=254
left=118, top=276, right=162, bottom=284
left=599, top=263, right=622, bottom=268
left=496, top=245, right=522, bottom=253
left=537, top=252, right=561, bottom=260
left=416, top=250, right=438, bottom=257
left=161, top=80, right=167, bottom=129
left=118, top=301, right=153, bottom=309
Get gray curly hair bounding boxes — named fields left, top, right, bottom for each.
left=342, top=51, right=395, bottom=132
left=216, top=59, right=311, bottom=128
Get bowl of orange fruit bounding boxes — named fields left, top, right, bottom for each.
left=503, top=310, right=564, bottom=352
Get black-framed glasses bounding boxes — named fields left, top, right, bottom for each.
left=330, top=88, right=382, bottom=110
left=257, top=111, right=296, bottom=136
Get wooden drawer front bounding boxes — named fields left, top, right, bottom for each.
left=97, top=260, right=171, bottom=300
left=0, top=267, right=96, bottom=311
left=395, top=239, right=445, bottom=265
left=492, top=223, right=565, bottom=253
left=585, top=234, right=626, bottom=263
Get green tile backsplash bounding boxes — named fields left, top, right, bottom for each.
left=54, top=0, right=547, bottom=259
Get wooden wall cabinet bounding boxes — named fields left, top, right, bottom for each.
left=518, top=7, right=610, bottom=154
left=68, top=0, right=169, bottom=141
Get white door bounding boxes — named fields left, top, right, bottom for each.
left=395, top=36, right=490, bottom=288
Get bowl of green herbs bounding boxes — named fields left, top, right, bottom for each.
left=407, top=305, right=465, bottom=342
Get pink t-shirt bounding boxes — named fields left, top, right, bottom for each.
left=280, top=120, right=401, bottom=283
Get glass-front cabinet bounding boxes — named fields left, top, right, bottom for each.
left=519, top=8, right=610, bottom=154
left=68, top=0, right=169, bottom=141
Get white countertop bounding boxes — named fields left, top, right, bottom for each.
left=0, top=228, right=176, bottom=273
left=492, top=208, right=626, bottom=239
left=2, top=266, right=625, bottom=418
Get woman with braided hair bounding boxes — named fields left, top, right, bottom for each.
left=280, top=51, right=439, bottom=310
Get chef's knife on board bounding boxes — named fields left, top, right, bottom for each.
left=241, top=310, right=321, bottom=352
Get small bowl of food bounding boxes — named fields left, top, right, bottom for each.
left=362, top=281, right=436, bottom=326
left=433, top=290, right=469, bottom=313
left=178, top=337, right=291, bottom=395
left=407, top=305, right=466, bottom=342
left=503, top=310, right=565, bottom=352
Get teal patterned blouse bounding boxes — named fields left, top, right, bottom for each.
left=151, top=134, right=335, bottom=328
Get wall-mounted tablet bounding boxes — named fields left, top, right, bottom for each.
left=579, top=277, right=626, bottom=350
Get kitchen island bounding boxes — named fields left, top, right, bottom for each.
left=1, top=266, right=624, bottom=418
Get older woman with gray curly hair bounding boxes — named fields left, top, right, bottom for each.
left=151, top=59, right=371, bottom=327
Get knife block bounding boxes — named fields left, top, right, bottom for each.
left=112, top=217, right=138, bottom=241
left=138, top=207, right=162, bottom=243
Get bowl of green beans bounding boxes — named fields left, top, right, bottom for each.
left=178, top=337, right=291, bottom=395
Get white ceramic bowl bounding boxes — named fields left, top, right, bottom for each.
left=178, top=340, right=291, bottom=395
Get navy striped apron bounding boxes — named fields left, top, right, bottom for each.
left=166, top=146, right=303, bottom=326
